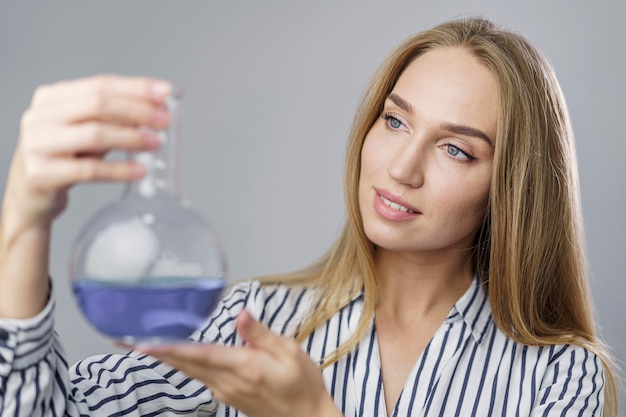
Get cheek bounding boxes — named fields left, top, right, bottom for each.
left=433, top=173, right=491, bottom=227
left=360, top=135, right=376, bottom=171
left=358, top=149, right=371, bottom=206
left=358, top=136, right=379, bottom=186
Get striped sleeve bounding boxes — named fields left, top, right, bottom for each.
left=0, top=301, right=80, bottom=417
left=68, top=350, right=214, bottom=416
left=530, top=345, right=605, bottom=416
left=0, top=296, right=75, bottom=417
left=0, top=292, right=216, bottom=417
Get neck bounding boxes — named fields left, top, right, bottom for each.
left=374, top=248, right=474, bottom=322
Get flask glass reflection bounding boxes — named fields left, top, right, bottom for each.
left=69, top=91, right=227, bottom=343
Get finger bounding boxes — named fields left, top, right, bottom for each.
left=137, top=343, right=258, bottom=372
left=236, top=309, right=289, bottom=354
left=138, top=343, right=230, bottom=367
left=146, top=351, right=247, bottom=398
left=25, top=123, right=160, bottom=156
left=26, top=157, right=145, bottom=189
left=23, top=94, right=169, bottom=129
left=31, top=74, right=172, bottom=107
left=139, top=344, right=269, bottom=394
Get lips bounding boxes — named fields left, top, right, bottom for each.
left=379, top=195, right=417, bottom=213
left=373, top=188, right=421, bottom=221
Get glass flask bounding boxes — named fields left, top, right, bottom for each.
left=69, top=91, right=227, bottom=344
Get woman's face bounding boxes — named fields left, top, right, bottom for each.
left=358, top=46, right=498, bottom=257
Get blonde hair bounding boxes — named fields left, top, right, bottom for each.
left=259, top=17, right=618, bottom=415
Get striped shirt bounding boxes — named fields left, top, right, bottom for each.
left=0, top=277, right=604, bottom=416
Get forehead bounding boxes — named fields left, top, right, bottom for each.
left=392, top=46, right=499, bottom=140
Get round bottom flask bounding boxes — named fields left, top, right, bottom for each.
left=69, top=93, right=227, bottom=343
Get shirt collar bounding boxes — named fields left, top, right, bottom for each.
left=445, top=276, right=492, bottom=344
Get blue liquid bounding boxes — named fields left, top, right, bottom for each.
left=73, top=277, right=225, bottom=341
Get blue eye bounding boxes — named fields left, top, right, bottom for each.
left=445, top=144, right=474, bottom=161
left=382, top=113, right=404, bottom=130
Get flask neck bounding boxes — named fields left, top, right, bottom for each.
left=125, top=92, right=182, bottom=200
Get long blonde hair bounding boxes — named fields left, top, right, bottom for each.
left=259, top=17, right=618, bottom=415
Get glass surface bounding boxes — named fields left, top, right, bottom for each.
left=73, top=276, right=225, bottom=341
left=69, top=91, right=227, bottom=343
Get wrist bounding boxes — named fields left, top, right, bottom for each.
left=310, top=394, right=343, bottom=417
left=0, top=217, right=52, bottom=319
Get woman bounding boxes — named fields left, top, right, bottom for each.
left=0, top=17, right=618, bottom=417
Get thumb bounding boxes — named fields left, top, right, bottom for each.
left=236, top=309, right=279, bottom=350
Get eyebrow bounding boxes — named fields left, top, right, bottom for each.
left=387, top=93, right=414, bottom=114
left=440, top=123, right=494, bottom=146
left=385, top=92, right=494, bottom=146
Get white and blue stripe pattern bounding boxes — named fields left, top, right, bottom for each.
left=0, top=278, right=604, bottom=416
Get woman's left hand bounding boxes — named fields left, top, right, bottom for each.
left=134, top=310, right=342, bottom=417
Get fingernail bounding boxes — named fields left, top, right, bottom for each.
left=150, top=81, right=172, bottom=100
left=150, top=107, right=169, bottom=126
left=142, top=131, right=161, bottom=148
left=238, top=310, right=255, bottom=332
left=131, top=163, right=146, bottom=178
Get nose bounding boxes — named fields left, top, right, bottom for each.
left=387, top=138, right=425, bottom=188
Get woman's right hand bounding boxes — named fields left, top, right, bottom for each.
left=0, top=75, right=172, bottom=319
left=7, top=75, right=172, bottom=227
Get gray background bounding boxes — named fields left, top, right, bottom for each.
left=1, top=0, right=624, bottom=409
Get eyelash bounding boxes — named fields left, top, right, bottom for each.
left=381, top=112, right=475, bottom=161
left=382, top=112, right=405, bottom=130
left=441, top=142, right=475, bottom=161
